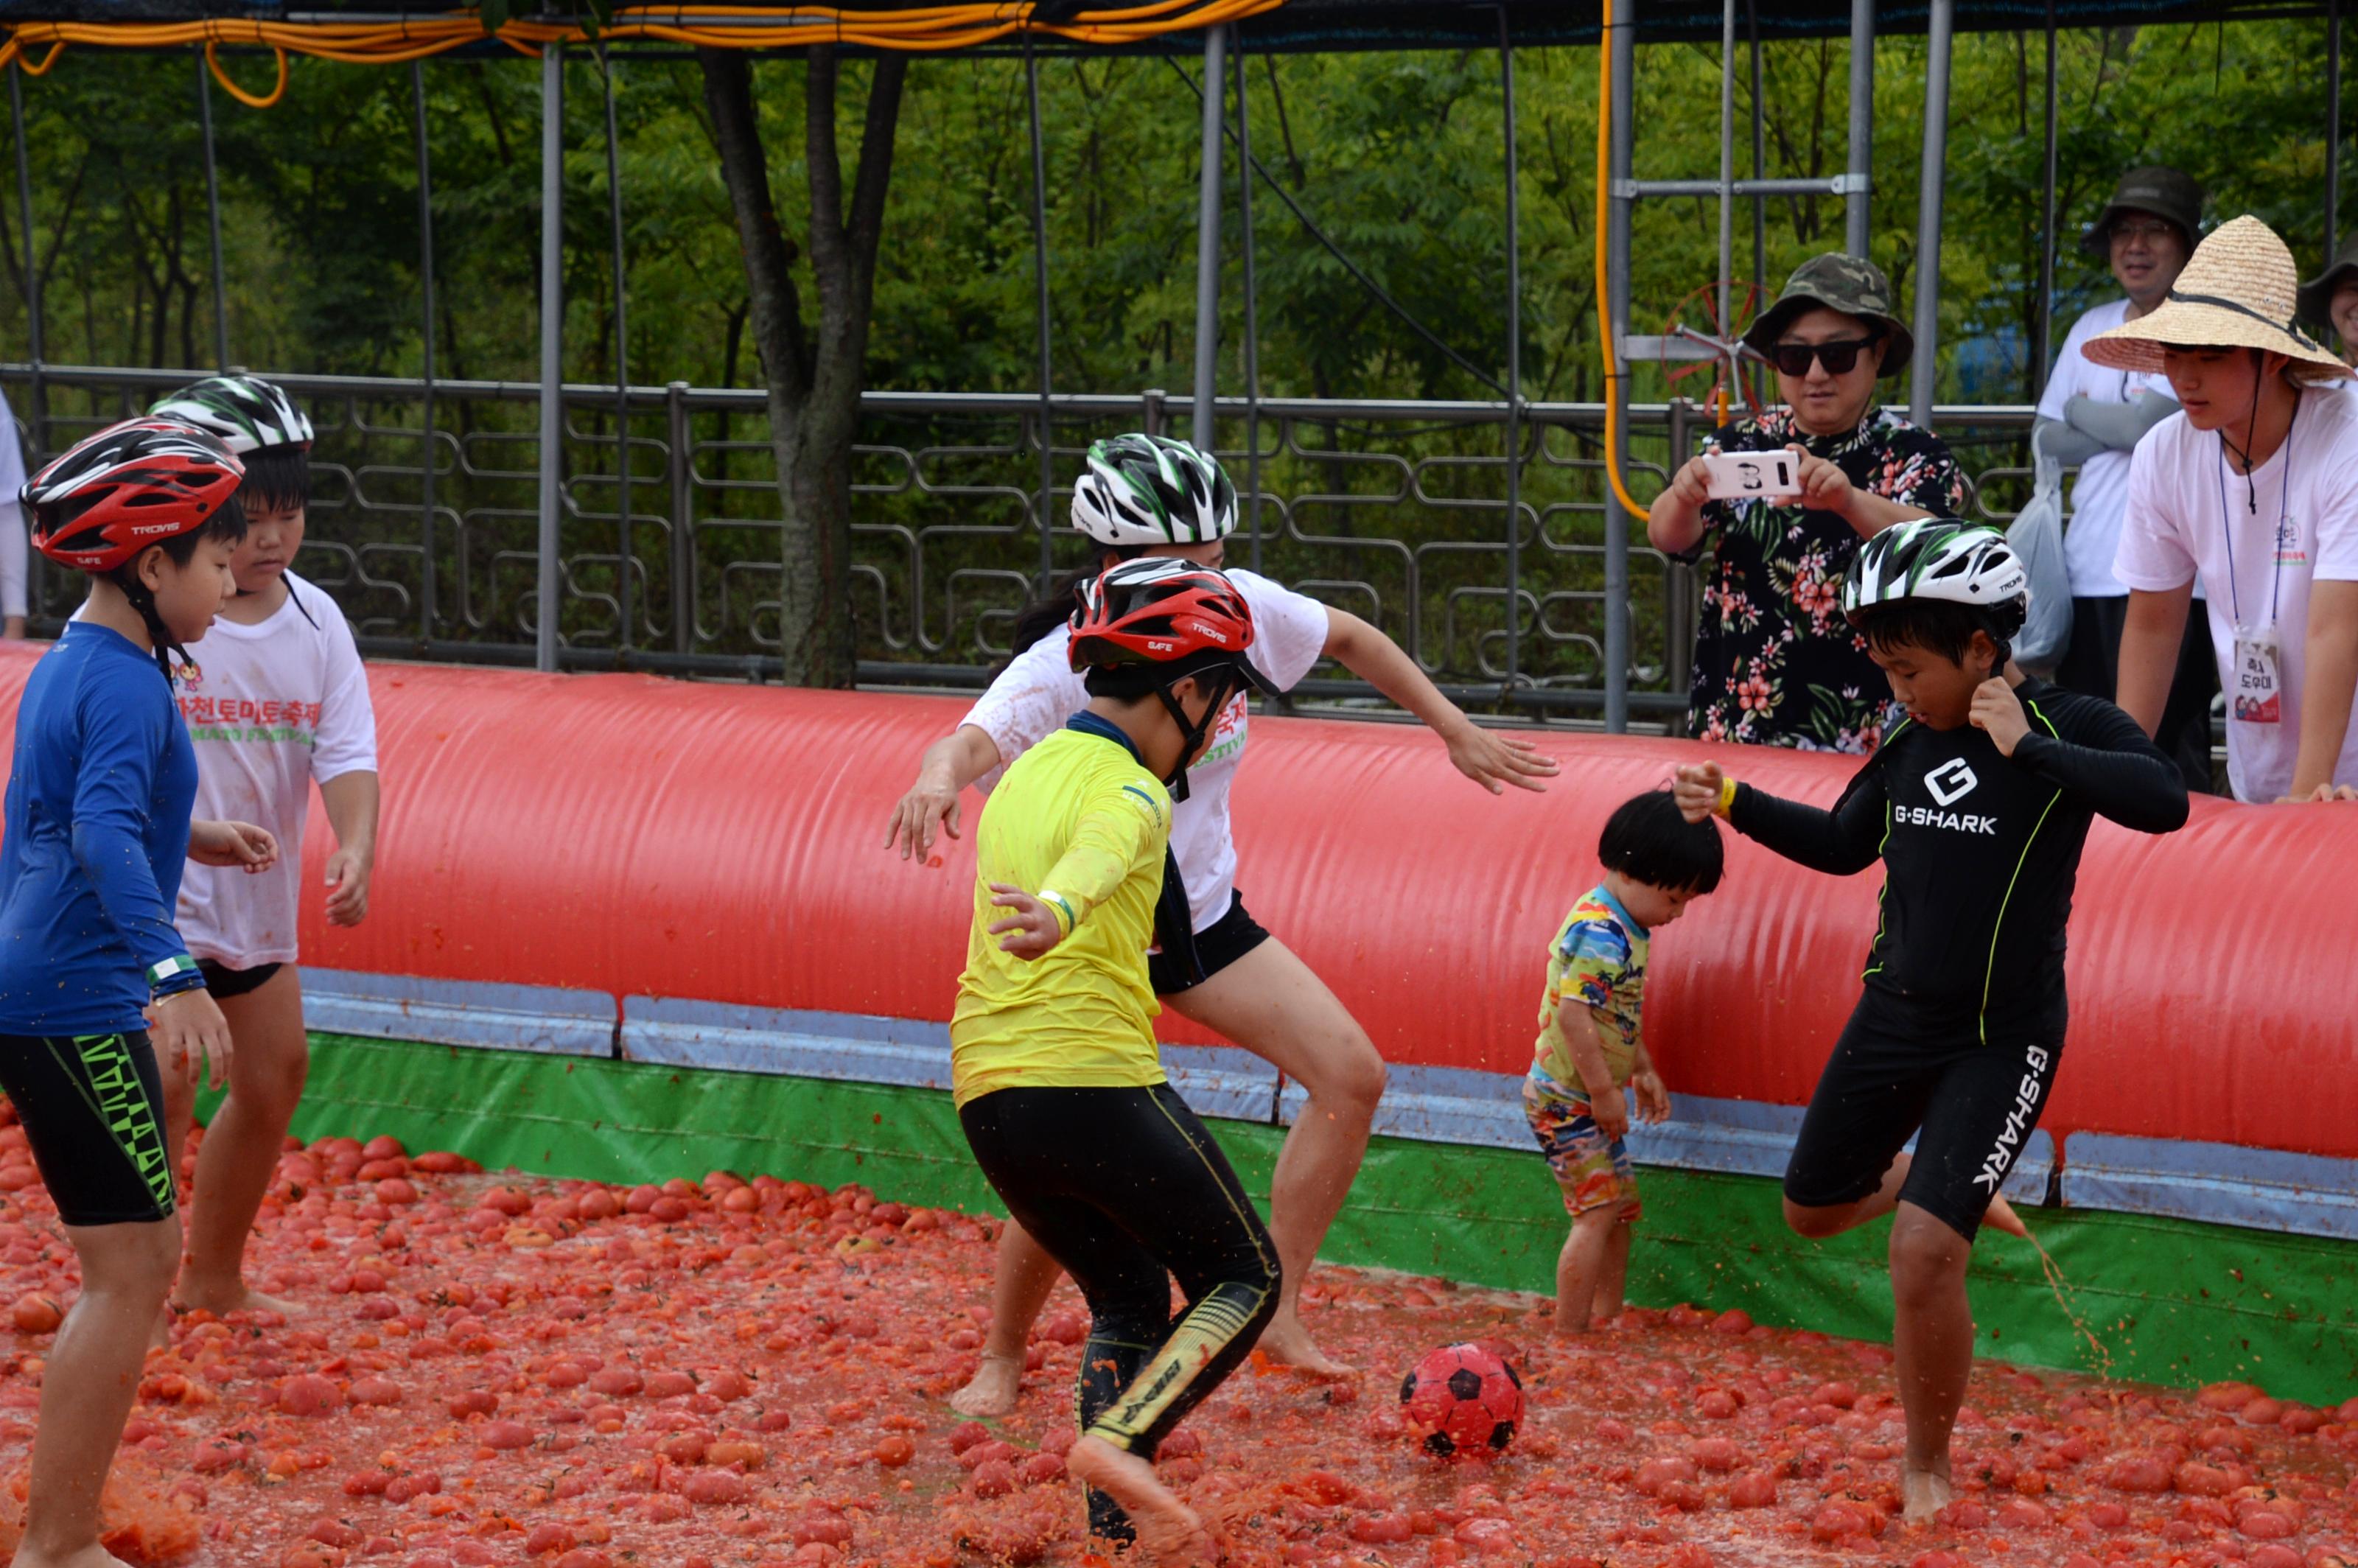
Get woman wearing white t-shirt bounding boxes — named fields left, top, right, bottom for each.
left=2092, top=219, right=2358, bottom=804
left=150, top=376, right=382, bottom=1317
left=889, top=435, right=1555, bottom=1401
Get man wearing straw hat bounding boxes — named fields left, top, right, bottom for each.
left=2092, top=215, right=2358, bottom=804
left=2035, top=167, right=2217, bottom=793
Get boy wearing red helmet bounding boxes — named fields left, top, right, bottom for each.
left=951, top=558, right=1281, bottom=1564
left=1, top=417, right=278, bottom=1568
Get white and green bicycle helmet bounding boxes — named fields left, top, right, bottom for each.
left=148, top=374, right=313, bottom=456
left=1843, top=518, right=2030, bottom=641
left=1070, top=433, right=1237, bottom=547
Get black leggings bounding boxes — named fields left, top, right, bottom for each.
left=0, top=1031, right=175, bottom=1226
left=959, top=1083, right=1279, bottom=1539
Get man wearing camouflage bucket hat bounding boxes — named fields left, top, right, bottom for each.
left=1651, top=253, right=1966, bottom=752
left=2093, top=215, right=2358, bottom=804
left=2036, top=164, right=2217, bottom=795
left=2296, top=230, right=2358, bottom=370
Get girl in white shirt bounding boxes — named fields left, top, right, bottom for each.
left=149, top=376, right=382, bottom=1317
left=887, top=435, right=1555, bottom=1402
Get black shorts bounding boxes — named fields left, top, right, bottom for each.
left=1149, top=889, right=1272, bottom=996
left=0, top=1031, right=176, bottom=1226
left=197, top=959, right=284, bottom=1001
left=1783, top=987, right=2065, bottom=1242
left=960, top=1082, right=1278, bottom=1539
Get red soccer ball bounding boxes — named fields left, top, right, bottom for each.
left=1399, top=1343, right=1523, bottom=1458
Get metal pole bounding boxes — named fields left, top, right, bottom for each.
left=2331, top=0, right=2344, bottom=255
left=413, top=60, right=438, bottom=640
left=1236, top=33, right=1264, bottom=578
left=1190, top=24, right=1227, bottom=449
left=1844, top=0, right=1875, bottom=257
left=536, top=43, right=564, bottom=673
left=1909, top=0, right=1954, bottom=427
left=668, top=381, right=693, bottom=654
left=196, top=54, right=230, bottom=369
left=1748, top=0, right=1765, bottom=309
left=1716, top=0, right=1735, bottom=388
left=1024, top=37, right=1056, bottom=593
left=601, top=51, right=632, bottom=652
left=1606, top=0, right=1634, bottom=734
left=2033, top=1, right=2060, bottom=403
left=9, top=63, right=45, bottom=461
left=1501, top=7, right=1522, bottom=696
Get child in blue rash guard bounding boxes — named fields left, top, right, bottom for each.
left=0, top=419, right=278, bottom=1568
left=1676, top=519, right=2186, bottom=1527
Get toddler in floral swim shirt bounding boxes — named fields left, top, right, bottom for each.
left=1525, top=789, right=1724, bottom=1335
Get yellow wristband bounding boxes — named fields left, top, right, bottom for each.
left=1715, top=775, right=1738, bottom=819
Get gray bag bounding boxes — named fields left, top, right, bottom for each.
left=2006, top=430, right=2074, bottom=676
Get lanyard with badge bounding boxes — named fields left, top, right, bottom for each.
left=2218, top=396, right=2299, bottom=725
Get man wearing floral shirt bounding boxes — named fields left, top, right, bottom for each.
left=1649, top=254, right=1968, bottom=752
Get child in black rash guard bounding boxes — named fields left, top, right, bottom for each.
left=1674, top=519, right=2188, bottom=1527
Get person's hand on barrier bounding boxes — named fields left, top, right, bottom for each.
left=189, top=819, right=279, bottom=874
left=1631, top=1068, right=1670, bottom=1125
left=1969, top=679, right=2031, bottom=757
left=886, top=778, right=963, bottom=865
left=1443, top=719, right=1559, bottom=794
left=1665, top=455, right=1717, bottom=511
left=2277, top=782, right=2358, bottom=803
left=324, top=844, right=373, bottom=926
left=986, top=883, right=1065, bottom=960
left=1785, top=445, right=1857, bottom=516
left=1586, top=1082, right=1630, bottom=1141
left=147, top=987, right=234, bottom=1091
left=1673, top=762, right=1724, bottom=823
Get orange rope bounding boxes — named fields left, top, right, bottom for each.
left=0, top=0, right=1290, bottom=77
left=206, top=38, right=289, bottom=108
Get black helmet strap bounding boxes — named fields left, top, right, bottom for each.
left=1152, top=663, right=1241, bottom=803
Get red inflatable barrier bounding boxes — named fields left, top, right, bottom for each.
left=0, top=645, right=2349, bottom=1159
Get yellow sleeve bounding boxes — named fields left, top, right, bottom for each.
left=1035, top=776, right=1168, bottom=936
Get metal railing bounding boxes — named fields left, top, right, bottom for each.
left=1, top=364, right=2040, bottom=725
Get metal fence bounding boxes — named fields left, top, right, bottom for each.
left=1, top=363, right=2039, bottom=724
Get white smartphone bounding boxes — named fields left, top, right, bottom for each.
left=1699, top=449, right=1801, bottom=501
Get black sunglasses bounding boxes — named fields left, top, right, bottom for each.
left=1763, top=336, right=1882, bottom=377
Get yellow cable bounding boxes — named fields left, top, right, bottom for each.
left=206, top=38, right=289, bottom=108
left=1592, top=0, right=1648, bottom=523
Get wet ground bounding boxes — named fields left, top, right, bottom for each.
left=0, top=1116, right=2351, bottom=1568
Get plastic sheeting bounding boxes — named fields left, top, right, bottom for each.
left=0, top=648, right=2349, bottom=1161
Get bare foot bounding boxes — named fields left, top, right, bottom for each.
left=1253, top=1308, right=1353, bottom=1377
left=11, top=1540, right=140, bottom=1568
left=1981, top=1191, right=2029, bottom=1240
left=1900, top=1463, right=1954, bottom=1525
left=1066, top=1435, right=1211, bottom=1564
left=174, top=1277, right=299, bottom=1319
left=948, top=1353, right=1022, bottom=1418
left=147, top=1304, right=173, bottom=1357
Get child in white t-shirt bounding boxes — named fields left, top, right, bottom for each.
left=2079, top=216, right=2358, bottom=803
left=148, top=375, right=381, bottom=1317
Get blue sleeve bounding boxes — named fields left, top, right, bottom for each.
left=68, top=675, right=195, bottom=985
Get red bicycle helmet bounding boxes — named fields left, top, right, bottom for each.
left=24, top=417, right=245, bottom=573
left=1068, top=558, right=1277, bottom=692
left=1068, top=559, right=1276, bottom=803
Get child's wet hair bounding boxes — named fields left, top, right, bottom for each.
left=1599, top=788, right=1724, bottom=895
left=1854, top=599, right=2007, bottom=671
left=237, top=445, right=311, bottom=516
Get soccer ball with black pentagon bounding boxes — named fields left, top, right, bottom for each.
left=1399, top=1343, right=1522, bottom=1457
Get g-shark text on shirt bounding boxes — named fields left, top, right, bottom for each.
left=1894, top=803, right=1998, bottom=835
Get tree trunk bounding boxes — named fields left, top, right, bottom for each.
left=698, top=44, right=906, bottom=688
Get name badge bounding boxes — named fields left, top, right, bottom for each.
left=2231, top=628, right=2282, bottom=725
